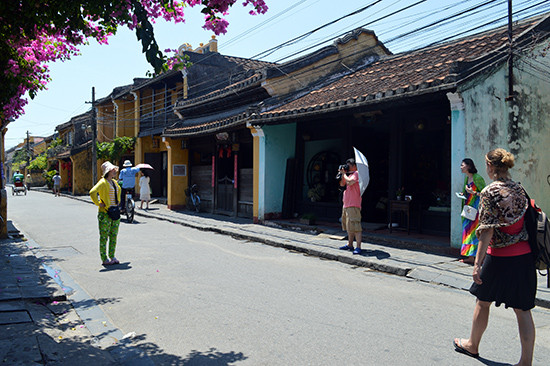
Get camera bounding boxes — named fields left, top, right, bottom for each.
left=336, top=164, right=349, bottom=179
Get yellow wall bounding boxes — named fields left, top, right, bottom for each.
left=57, top=159, right=70, bottom=191
left=114, top=97, right=136, bottom=138
left=71, top=148, right=93, bottom=195
left=262, top=32, right=389, bottom=98
left=133, top=91, right=140, bottom=137
left=96, top=103, right=115, bottom=142
left=135, top=135, right=190, bottom=208
left=162, top=137, right=188, bottom=209
left=34, top=141, right=47, bottom=155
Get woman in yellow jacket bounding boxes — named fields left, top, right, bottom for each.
left=90, top=162, right=121, bottom=266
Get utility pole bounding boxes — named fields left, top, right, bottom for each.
left=26, top=130, right=31, bottom=167
left=91, top=87, right=97, bottom=183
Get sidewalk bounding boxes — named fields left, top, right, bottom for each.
left=55, top=189, right=550, bottom=309
left=0, top=221, right=151, bottom=365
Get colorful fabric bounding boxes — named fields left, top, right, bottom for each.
left=342, top=171, right=362, bottom=208
left=476, top=179, right=529, bottom=248
left=487, top=216, right=531, bottom=256
left=98, top=212, right=120, bottom=262
left=461, top=180, right=482, bottom=256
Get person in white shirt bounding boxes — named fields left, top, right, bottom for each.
left=139, top=170, right=151, bottom=210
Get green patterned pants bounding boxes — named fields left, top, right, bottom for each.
left=98, top=212, right=120, bottom=262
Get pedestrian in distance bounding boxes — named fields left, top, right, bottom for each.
left=139, top=169, right=151, bottom=210
left=52, top=171, right=61, bottom=197
left=454, top=148, right=536, bottom=365
left=459, top=158, right=486, bottom=264
left=338, top=158, right=363, bottom=255
left=26, top=173, right=31, bottom=191
left=89, top=162, right=122, bottom=266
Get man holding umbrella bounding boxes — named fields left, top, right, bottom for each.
left=339, top=157, right=364, bottom=255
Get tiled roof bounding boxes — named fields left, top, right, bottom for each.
left=252, top=15, right=547, bottom=122
left=224, top=55, right=277, bottom=72
left=55, top=110, right=92, bottom=132
left=174, top=73, right=264, bottom=110
left=164, top=104, right=256, bottom=137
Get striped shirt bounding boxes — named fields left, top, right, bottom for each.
left=108, top=181, right=117, bottom=207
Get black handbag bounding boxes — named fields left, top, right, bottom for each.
left=106, top=181, right=120, bottom=220
left=107, top=206, right=120, bottom=221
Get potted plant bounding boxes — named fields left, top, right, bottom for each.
left=300, top=213, right=317, bottom=226
left=396, top=186, right=404, bottom=200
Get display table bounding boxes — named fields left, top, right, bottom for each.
left=389, top=199, right=411, bottom=234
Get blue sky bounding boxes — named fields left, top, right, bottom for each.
left=7, top=0, right=548, bottom=149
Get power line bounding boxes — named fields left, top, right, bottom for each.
left=18, top=1, right=550, bottom=142
left=95, top=3, right=550, bottom=129
left=251, top=0, right=386, bottom=59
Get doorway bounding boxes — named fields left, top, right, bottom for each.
left=215, top=145, right=234, bottom=214
left=144, top=152, right=167, bottom=198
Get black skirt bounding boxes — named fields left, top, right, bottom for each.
left=469, top=253, right=537, bottom=311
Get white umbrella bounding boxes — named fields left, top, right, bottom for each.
left=135, top=163, right=154, bottom=170
left=353, top=147, right=370, bottom=196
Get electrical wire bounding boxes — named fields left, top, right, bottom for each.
left=251, top=0, right=386, bottom=59
left=19, top=1, right=550, bottom=139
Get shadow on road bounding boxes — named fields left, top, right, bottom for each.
left=475, top=356, right=512, bottom=366
left=361, top=249, right=391, bottom=260
left=127, top=334, right=249, bottom=366
left=99, top=262, right=132, bottom=272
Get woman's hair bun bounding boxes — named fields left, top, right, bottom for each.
left=486, top=148, right=515, bottom=169
left=500, top=150, right=515, bottom=169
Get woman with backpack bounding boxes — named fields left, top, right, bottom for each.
left=453, top=148, right=536, bottom=366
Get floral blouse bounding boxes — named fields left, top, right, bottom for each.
left=476, top=179, right=529, bottom=248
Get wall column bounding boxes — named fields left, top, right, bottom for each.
left=447, top=92, right=466, bottom=249
left=248, top=124, right=265, bottom=223
left=163, top=137, right=188, bottom=210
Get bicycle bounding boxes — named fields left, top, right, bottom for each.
left=185, top=184, right=200, bottom=212
left=125, top=191, right=135, bottom=223
left=119, top=185, right=135, bottom=223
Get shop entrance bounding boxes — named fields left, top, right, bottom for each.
left=215, top=145, right=234, bottom=214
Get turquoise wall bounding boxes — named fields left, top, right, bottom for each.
left=448, top=93, right=466, bottom=248
left=263, top=123, right=297, bottom=215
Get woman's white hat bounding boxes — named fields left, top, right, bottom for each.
left=123, top=160, right=132, bottom=167
left=101, top=161, right=119, bottom=176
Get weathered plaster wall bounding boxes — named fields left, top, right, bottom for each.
left=57, top=159, right=69, bottom=190
left=114, top=98, right=135, bottom=138
left=96, top=104, right=115, bottom=142
left=263, top=32, right=387, bottom=98
left=161, top=137, right=188, bottom=209
left=71, top=148, right=92, bottom=195
left=263, top=123, right=296, bottom=216
left=460, top=42, right=550, bottom=214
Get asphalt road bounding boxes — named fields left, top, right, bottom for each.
left=7, top=190, right=550, bottom=365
